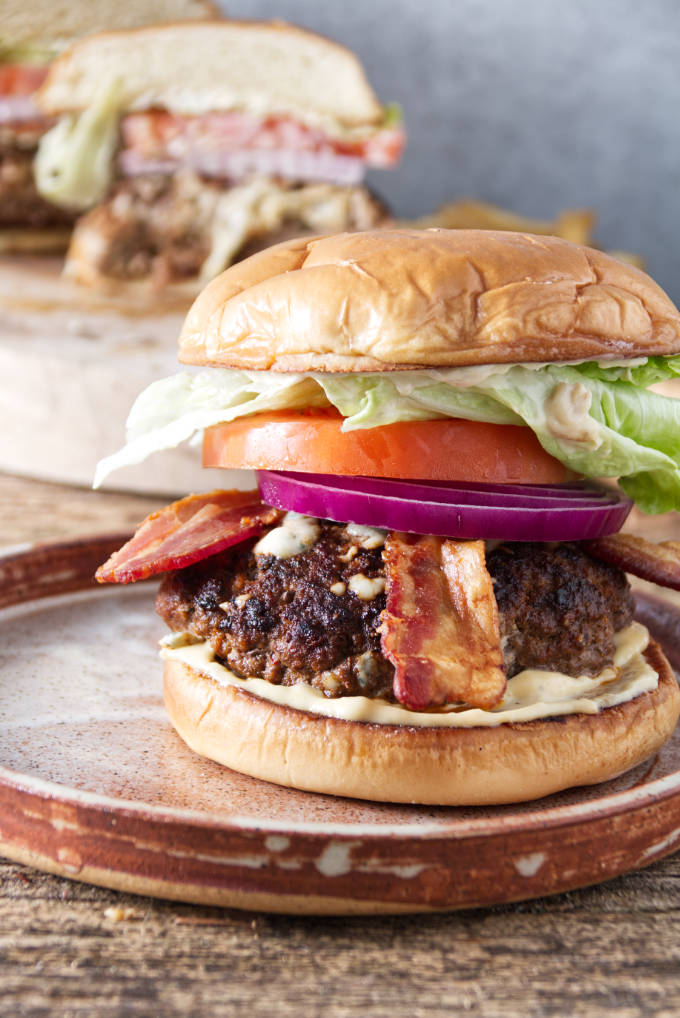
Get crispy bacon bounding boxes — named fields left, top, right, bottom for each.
left=380, top=534, right=506, bottom=711
left=96, top=490, right=281, bottom=584
left=585, top=533, right=680, bottom=590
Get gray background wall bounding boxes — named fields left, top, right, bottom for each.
left=223, top=0, right=680, bottom=301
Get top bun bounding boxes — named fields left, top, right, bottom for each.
left=36, top=20, right=384, bottom=128
left=178, top=229, right=680, bottom=372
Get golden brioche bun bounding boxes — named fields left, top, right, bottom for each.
left=163, top=640, right=680, bottom=805
left=178, top=229, right=680, bottom=372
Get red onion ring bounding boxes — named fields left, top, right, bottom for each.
left=257, top=472, right=633, bottom=542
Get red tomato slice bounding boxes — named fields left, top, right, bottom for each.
left=203, top=410, right=574, bottom=485
left=0, top=64, right=48, bottom=96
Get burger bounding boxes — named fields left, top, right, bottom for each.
left=0, top=0, right=216, bottom=252
left=96, top=228, right=680, bottom=805
left=32, top=21, right=403, bottom=289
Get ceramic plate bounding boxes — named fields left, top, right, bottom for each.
left=1, top=536, right=680, bottom=914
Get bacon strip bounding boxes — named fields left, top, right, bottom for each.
left=96, top=490, right=281, bottom=584
left=380, top=534, right=506, bottom=711
left=585, top=533, right=680, bottom=590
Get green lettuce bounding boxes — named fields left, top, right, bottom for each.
left=94, top=358, right=680, bottom=514
left=35, top=78, right=123, bottom=209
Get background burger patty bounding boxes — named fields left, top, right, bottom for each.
left=0, top=141, right=77, bottom=229
left=74, top=173, right=388, bottom=283
left=156, top=525, right=634, bottom=699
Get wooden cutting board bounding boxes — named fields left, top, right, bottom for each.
left=1, top=535, right=680, bottom=915
left=0, top=256, right=243, bottom=496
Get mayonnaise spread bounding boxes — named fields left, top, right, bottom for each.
left=161, top=621, right=657, bottom=728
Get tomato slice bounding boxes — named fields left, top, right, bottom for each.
left=203, top=409, right=574, bottom=485
left=0, top=64, right=48, bottom=96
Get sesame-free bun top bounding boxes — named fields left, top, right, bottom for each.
left=178, top=229, right=680, bottom=372
left=36, top=20, right=384, bottom=128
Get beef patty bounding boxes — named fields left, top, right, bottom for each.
left=0, top=140, right=77, bottom=229
left=487, top=542, right=634, bottom=678
left=71, top=172, right=388, bottom=284
left=156, top=524, right=634, bottom=701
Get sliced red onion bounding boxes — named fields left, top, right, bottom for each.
left=118, top=145, right=366, bottom=185
left=0, top=95, right=44, bottom=123
left=257, top=472, right=633, bottom=542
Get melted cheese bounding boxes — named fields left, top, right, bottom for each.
left=161, top=621, right=657, bottom=728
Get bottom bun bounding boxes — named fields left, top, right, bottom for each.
left=163, top=640, right=680, bottom=805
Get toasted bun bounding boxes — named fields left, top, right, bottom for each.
left=37, top=21, right=384, bottom=128
left=163, top=640, right=680, bottom=805
left=0, top=0, right=216, bottom=61
left=178, top=229, right=680, bottom=372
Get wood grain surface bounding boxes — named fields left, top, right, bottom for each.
left=1, top=472, right=679, bottom=1017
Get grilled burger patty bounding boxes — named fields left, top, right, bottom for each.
left=72, top=173, right=389, bottom=283
left=0, top=139, right=77, bottom=229
left=156, top=523, right=634, bottom=701
left=487, top=542, right=634, bottom=678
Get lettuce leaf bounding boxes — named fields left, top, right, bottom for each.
left=94, top=359, right=680, bottom=514
left=35, top=78, right=122, bottom=209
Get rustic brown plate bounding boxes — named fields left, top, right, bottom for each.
left=1, top=536, right=680, bottom=915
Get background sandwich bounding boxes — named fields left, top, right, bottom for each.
left=34, top=21, right=404, bottom=289
left=0, top=0, right=216, bottom=252
left=96, top=229, right=680, bottom=805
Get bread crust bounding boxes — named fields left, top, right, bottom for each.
left=178, top=230, right=680, bottom=372
left=163, top=639, right=680, bottom=805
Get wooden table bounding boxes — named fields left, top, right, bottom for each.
left=1, top=473, right=679, bottom=1017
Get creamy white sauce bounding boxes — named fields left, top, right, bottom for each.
left=330, top=582, right=347, bottom=596
left=544, top=381, right=602, bottom=448
left=161, top=621, right=657, bottom=728
left=345, top=524, right=387, bottom=550
left=348, top=574, right=386, bottom=600
left=160, top=631, right=200, bottom=649
left=254, top=512, right=320, bottom=559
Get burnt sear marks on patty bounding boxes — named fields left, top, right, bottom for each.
left=487, top=542, right=634, bottom=678
left=156, top=522, right=392, bottom=698
left=156, top=528, right=635, bottom=700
